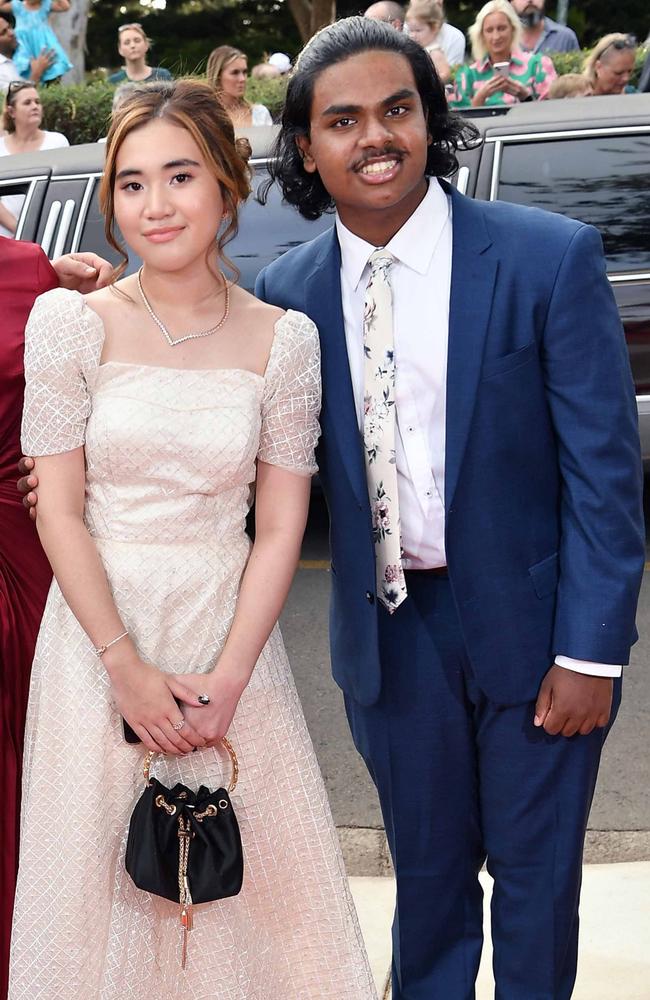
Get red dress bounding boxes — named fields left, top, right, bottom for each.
left=0, top=238, right=57, bottom=1000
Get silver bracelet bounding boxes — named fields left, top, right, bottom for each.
left=93, top=630, right=129, bottom=658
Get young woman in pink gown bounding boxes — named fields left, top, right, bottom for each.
left=10, top=80, right=377, bottom=999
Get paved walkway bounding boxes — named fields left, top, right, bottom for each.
left=350, top=862, right=650, bottom=999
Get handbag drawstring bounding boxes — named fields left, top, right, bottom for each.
left=178, top=815, right=194, bottom=969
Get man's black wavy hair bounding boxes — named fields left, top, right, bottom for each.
left=264, top=16, right=478, bottom=221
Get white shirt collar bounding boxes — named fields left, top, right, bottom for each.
left=335, top=178, right=450, bottom=291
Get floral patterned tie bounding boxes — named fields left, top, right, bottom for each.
left=363, top=249, right=407, bottom=613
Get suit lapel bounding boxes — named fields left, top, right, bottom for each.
left=305, top=229, right=368, bottom=507
left=444, top=187, right=498, bottom=509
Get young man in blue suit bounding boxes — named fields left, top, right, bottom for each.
left=256, top=17, right=645, bottom=999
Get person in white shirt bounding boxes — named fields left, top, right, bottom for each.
left=364, top=0, right=405, bottom=32
left=405, top=0, right=466, bottom=67
left=0, top=80, right=68, bottom=236
left=257, top=16, right=644, bottom=1000
left=0, top=14, right=54, bottom=91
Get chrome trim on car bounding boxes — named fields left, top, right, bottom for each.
left=71, top=176, right=97, bottom=252
left=52, top=199, right=76, bottom=258
left=54, top=172, right=103, bottom=182
left=40, top=200, right=62, bottom=256
left=489, top=140, right=502, bottom=201
left=609, top=272, right=650, bottom=284
left=485, top=125, right=650, bottom=145
left=455, top=166, right=470, bottom=195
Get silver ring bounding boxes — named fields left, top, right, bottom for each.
left=171, top=719, right=185, bottom=732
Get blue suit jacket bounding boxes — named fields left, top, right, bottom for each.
left=256, top=183, right=644, bottom=707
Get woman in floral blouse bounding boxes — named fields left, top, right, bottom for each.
left=450, top=0, right=555, bottom=109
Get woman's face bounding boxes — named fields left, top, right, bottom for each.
left=118, top=28, right=149, bottom=63
left=219, top=56, right=248, bottom=99
left=405, top=16, right=439, bottom=48
left=10, top=86, right=42, bottom=130
left=482, top=12, right=514, bottom=62
left=594, top=48, right=635, bottom=95
left=113, top=118, right=225, bottom=275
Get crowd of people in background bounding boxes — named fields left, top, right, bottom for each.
left=0, top=0, right=650, bottom=145
left=0, top=0, right=646, bottom=170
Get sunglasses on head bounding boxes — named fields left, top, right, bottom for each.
left=7, top=80, right=35, bottom=96
left=600, top=35, right=636, bottom=57
left=118, top=22, right=143, bottom=32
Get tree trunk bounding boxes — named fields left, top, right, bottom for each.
left=53, top=0, right=90, bottom=84
left=310, top=0, right=336, bottom=36
left=287, top=0, right=336, bottom=44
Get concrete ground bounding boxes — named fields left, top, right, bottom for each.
left=350, top=863, right=650, bottom=1000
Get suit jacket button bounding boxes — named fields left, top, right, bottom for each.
left=365, top=591, right=375, bottom=604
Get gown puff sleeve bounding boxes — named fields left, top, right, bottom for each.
left=257, top=309, right=321, bottom=476
left=21, top=288, right=103, bottom=457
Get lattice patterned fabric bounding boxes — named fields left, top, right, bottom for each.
left=11, top=290, right=377, bottom=999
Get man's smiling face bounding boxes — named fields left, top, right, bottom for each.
left=297, top=50, right=430, bottom=244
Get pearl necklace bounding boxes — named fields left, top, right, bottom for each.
left=137, top=268, right=230, bottom=347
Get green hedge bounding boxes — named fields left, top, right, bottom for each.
left=40, top=77, right=288, bottom=145
left=41, top=81, right=114, bottom=144
left=39, top=50, right=649, bottom=145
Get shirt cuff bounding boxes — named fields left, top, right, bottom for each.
left=554, top=655, right=622, bottom=678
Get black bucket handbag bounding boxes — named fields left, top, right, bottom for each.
left=125, top=737, right=243, bottom=967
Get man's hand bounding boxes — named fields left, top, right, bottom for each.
left=52, top=252, right=113, bottom=294
left=534, top=664, right=613, bottom=737
left=30, top=47, right=56, bottom=84
left=17, top=456, right=38, bottom=520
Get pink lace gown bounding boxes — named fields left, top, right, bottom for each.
left=10, top=289, right=377, bottom=1000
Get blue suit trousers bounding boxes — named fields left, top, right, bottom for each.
left=345, top=573, right=621, bottom=1000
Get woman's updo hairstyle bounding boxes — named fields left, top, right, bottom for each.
left=99, top=79, right=252, bottom=282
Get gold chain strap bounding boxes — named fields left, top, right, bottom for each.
left=143, top=736, right=239, bottom=792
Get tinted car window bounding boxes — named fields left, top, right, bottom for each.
left=496, top=134, right=650, bottom=273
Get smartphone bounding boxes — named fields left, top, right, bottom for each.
left=492, top=62, right=510, bottom=76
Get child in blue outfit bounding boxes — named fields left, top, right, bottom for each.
left=0, top=0, right=72, bottom=82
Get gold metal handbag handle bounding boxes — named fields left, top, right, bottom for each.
left=143, top=736, right=239, bottom=793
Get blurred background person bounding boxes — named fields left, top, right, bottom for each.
left=0, top=0, right=71, bottom=83
left=206, top=44, right=272, bottom=126
left=251, top=60, right=280, bottom=80
left=0, top=239, right=111, bottom=1000
left=405, top=0, right=465, bottom=67
left=548, top=72, right=593, bottom=98
left=584, top=33, right=638, bottom=96
left=0, top=81, right=68, bottom=237
left=509, top=0, right=579, bottom=54
left=405, top=0, right=451, bottom=81
left=0, top=13, right=53, bottom=90
left=364, top=0, right=405, bottom=31
left=107, top=23, right=172, bottom=85
left=267, top=51, right=291, bottom=74
left=451, top=0, right=555, bottom=108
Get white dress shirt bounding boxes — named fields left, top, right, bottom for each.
left=0, top=54, right=21, bottom=92
left=336, top=179, right=620, bottom=678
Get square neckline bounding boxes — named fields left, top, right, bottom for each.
left=80, top=291, right=294, bottom=382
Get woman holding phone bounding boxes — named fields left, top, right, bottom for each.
left=450, top=0, right=555, bottom=108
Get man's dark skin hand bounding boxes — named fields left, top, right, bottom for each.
left=534, top=663, right=613, bottom=736
left=17, top=461, right=616, bottom=738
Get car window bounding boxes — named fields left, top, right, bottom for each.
left=0, top=179, right=34, bottom=240
left=496, top=134, right=650, bottom=273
